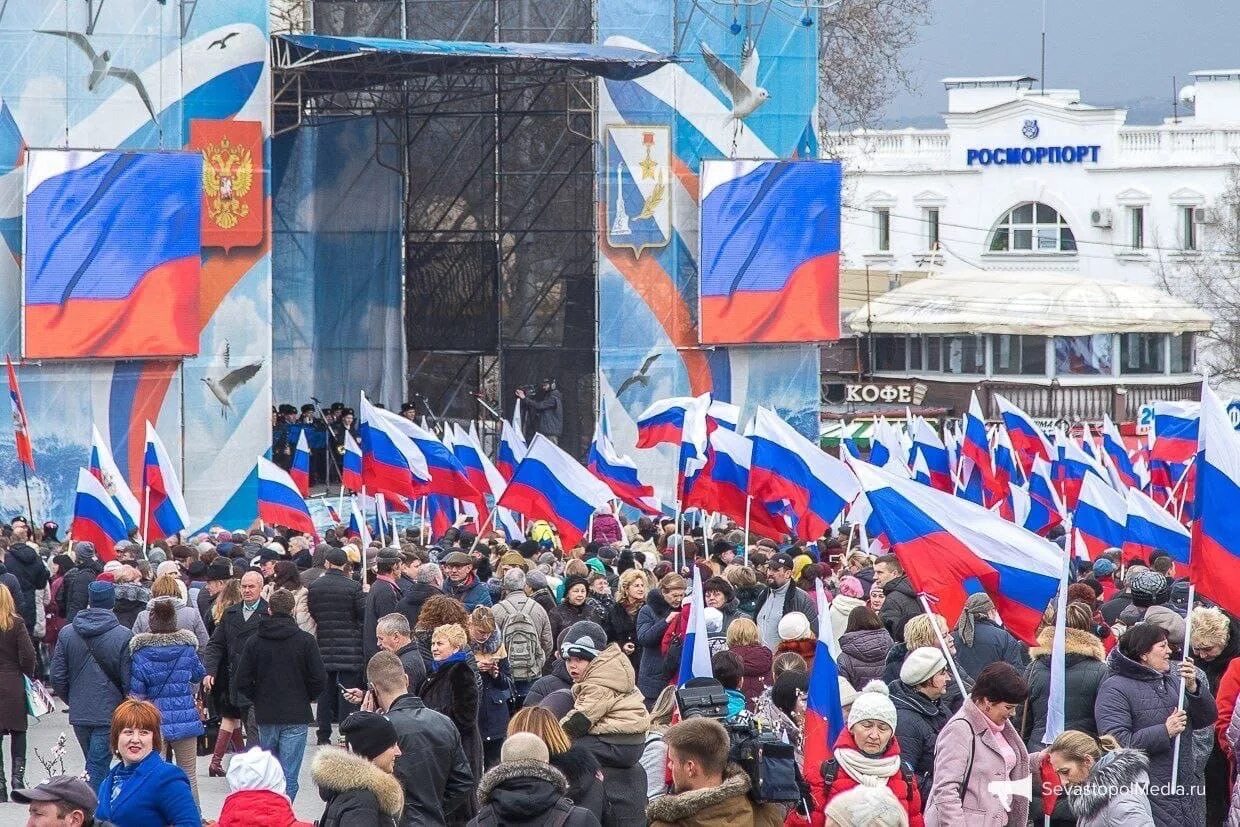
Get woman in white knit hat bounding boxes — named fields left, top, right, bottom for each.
left=819, top=680, right=924, bottom=827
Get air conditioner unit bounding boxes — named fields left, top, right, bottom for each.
left=1090, top=208, right=1112, bottom=228
left=1193, top=207, right=1218, bottom=224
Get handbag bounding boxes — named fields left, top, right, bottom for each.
left=25, top=676, right=54, bottom=718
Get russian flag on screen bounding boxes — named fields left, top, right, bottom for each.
left=498, top=435, right=615, bottom=548
left=1191, top=386, right=1240, bottom=617
left=635, top=397, right=692, bottom=449
left=71, top=468, right=126, bottom=562
left=23, top=150, right=201, bottom=359
left=698, top=160, right=841, bottom=345
left=142, top=422, right=190, bottom=541
left=1074, top=473, right=1127, bottom=560
left=342, top=431, right=363, bottom=491
left=1125, top=486, right=1189, bottom=564
left=257, top=457, right=316, bottom=535
left=854, top=460, right=1062, bottom=645
left=750, top=406, right=858, bottom=541
left=290, top=431, right=311, bottom=497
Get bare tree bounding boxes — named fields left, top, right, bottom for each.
left=818, top=0, right=932, bottom=139
left=1155, top=166, right=1240, bottom=384
left=271, top=0, right=310, bottom=35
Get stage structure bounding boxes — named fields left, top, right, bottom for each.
left=271, top=0, right=673, bottom=455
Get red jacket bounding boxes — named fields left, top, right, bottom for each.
left=1216, top=655, right=1240, bottom=758
left=214, top=789, right=313, bottom=827
left=820, top=730, right=924, bottom=827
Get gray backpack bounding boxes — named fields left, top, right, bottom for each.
left=502, top=597, right=544, bottom=681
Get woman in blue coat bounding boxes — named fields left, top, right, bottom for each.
left=469, top=606, right=514, bottom=769
left=128, top=599, right=206, bottom=805
left=94, top=699, right=200, bottom=827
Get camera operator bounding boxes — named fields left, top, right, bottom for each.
left=515, top=377, right=563, bottom=445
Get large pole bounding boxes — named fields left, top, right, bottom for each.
left=1169, top=583, right=1197, bottom=792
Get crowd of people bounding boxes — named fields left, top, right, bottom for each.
left=0, top=513, right=1233, bottom=825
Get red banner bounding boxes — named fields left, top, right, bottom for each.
left=189, top=119, right=263, bottom=251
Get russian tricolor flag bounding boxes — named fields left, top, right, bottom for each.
left=707, top=399, right=740, bottom=432
left=635, top=397, right=693, bottom=449
left=676, top=567, right=713, bottom=685
left=1024, top=457, right=1065, bottom=537
left=678, top=394, right=713, bottom=502
left=359, top=394, right=430, bottom=499
left=257, top=457, right=316, bottom=536
left=962, top=392, right=1002, bottom=504
left=348, top=496, right=372, bottom=547
left=1151, top=400, right=1199, bottom=490
left=290, top=430, right=311, bottom=497
left=425, top=494, right=456, bottom=542
left=498, top=434, right=616, bottom=548
left=1053, top=432, right=1107, bottom=511
left=1073, top=473, right=1127, bottom=560
left=449, top=423, right=491, bottom=500
left=685, top=428, right=788, bottom=540
left=1100, top=415, right=1138, bottom=489
left=342, top=430, right=363, bottom=492
left=803, top=578, right=846, bottom=804
left=587, top=424, right=661, bottom=514
left=90, top=425, right=140, bottom=532
left=401, top=417, right=483, bottom=509
left=854, top=460, right=1062, bottom=645
left=750, top=407, right=859, bottom=541
left=1190, top=385, right=1240, bottom=616
left=1125, top=486, right=1190, bottom=565
left=995, top=393, right=1053, bottom=475
left=71, top=468, right=126, bottom=562
left=142, top=422, right=190, bottom=541
left=496, top=419, right=526, bottom=482
left=6, top=356, right=33, bottom=471
left=910, top=417, right=952, bottom=491
left=994, top=425, right=1026, bottom=489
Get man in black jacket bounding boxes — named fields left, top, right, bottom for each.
left=874, top=554, right=921, bottom=643
left=4, top=535, right=47, bottom=630
left=363, top=549, right=405, bottom=661
left=308, top=548, right=365, bottom=745
left=234, top=589, right=326, bottom=804
left=203, top=571, right=267, bottom=734
left=367, top=650, right=472, bottom=826
left=516, top=379, right=562, bottom=444
left=752, top=553, right=817, bottom=650
left=58, top=542, right=103, bottom=622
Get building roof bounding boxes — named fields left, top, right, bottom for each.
left=847, top=271, right=1212, bottom=337
left=941, top=75, right=1035, bottom=87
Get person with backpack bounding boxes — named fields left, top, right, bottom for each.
left=468, top=607, right=515, bottom=769
left=819, top=680, right=924, bottom=827
left=469, top=732, right=599, bottom=826
left=491, top=568, right=552, bottom=702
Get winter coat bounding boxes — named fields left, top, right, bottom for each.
left=394, top=580, right=439, bottom=630
left=1098, top=592, right=1132, bottom=625
left=1094, top=646, right=1216, bottom=826
left=443, top=573, right=492, bottom=611
left=550, top=598, right=603, bottom=647
left=114, top=583, right=151, bottom=629
left=602, top=599, right=641, bottom=674
left=735, top=585, right=763, bottom=619
left=880, top=575, right=922, bottom=642
left=307, top=569, right=365, bottom=672
left=574, top=735, right=648, bottom=827
left=550, top=742, right=607, bottom=822
left=233, top=613, right=327, bottom=725
left=94, top=751, right=200, bottom=827
left=925, top=699, right=1030, bottom=827
left=0, top=619, right=35, bottom=731
left=469, top=760, right=599, bottom=827
left=393, top=640, right=427, bottom=696
left=775, top=637, right=817, bottom=671
left=526, top=388, right=563, bottom=437
left=363, top=577, right=404, bottom=661
left=837, top=627, right=895, bottom=691
left=313, top=746, right=404, bottom=827
left=821, top=728, right=925, bottom=827
left=563, top=643, right=650, bottom=738
left=828, top=593, right=866, bottom=643
left=5, top=542, right=47, bottom=626
left=524, top=658, right=571, bottom=707
left=386, top=693, right=475, bottom=827
left=636, top=588, right=675, bottom=700
left=203, top=598, right=267, bottom=708
left=884, top=643, right=970, bottom=714
left=645, top=763, right=783, bottom=827
left=950, top=617, right=1028, bottom=680
left=1021, top=627, right=1108, bottom=750
left=591, top=513, right=623, bottom=546
left=59, top=557, right=102, bottom=621
left=1066, top=747, right=1154, bottom=826
left=714, top=597, right=743, bottom=632
left=128, top=630, right=206, bottom=742
left=476, top=652, right=514, bottom=742
left=640, top=730, right=667, bottom=799
left=50, top=607, right=133, bottom=727
left=132, top=595, right=209, bottom=653
left=889, top=678, right=951, bottom=801
left=753, top=582, right=818, bottom=632
left=732, top=643, right=773, bottom=702
left=420, top=656, right=484, bottom=782
left=494, top=593, right=555, bottom=673
left=216, top=789, right=313, bottom=827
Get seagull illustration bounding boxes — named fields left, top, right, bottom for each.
left=37, top=29, right=158, bottom=124
left=616, top=353, right=661, bottom=397
left=208, top=32, right=239, bottom=49
left=203, top=342, right=263, bottom=418
left=700, top=38, right=768, bottom=122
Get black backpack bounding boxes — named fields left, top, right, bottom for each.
left=820, top=757, right=917, bottom=806
left=475, top=797, right=574, bottom=827
left=726, top=719, right=802, bottom=804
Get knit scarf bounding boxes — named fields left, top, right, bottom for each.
left=955, top=592, right=996, bottom=647
left=833, top=746, right=902, bottom=788
left=431, top=650, right=470, bottom=671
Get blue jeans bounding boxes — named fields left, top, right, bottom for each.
left=259, top=724, right=308, bottom=802
left=74, top=725, right=112, bottom=793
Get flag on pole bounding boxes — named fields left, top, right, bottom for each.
left=1189, top=385, right=1240, bottom=616
left=358, top=394, right=430, bottom=499
left=142, top=422, right=190, bottom=540
left=71, top=468, right=126, bottom=562
left=676, top=566, right=713, bottom=685
left=89, top=425, right=140, bottom=532
left=1074, top=473, right=1128, bottom=560
left=5, top=355, right=33, bottom=470
left=289, top=431, right=311, bottom=496
left=348, top=496, right=372, bottom=547
left=587, top=424, right=662, bottom=514
left=635, top=397, right=694, bottom=448
left=803, top=578, right=847, bottom=807
left=1100, top=415, right=1139, bottom=489
left=994, top=392, right=1053, bottom=475
left=498, top=435, right=615, bottom=549
left=257, top=457, right=316, bottom=536
left=497, top=419, right=527, bottom=482
left=1125, top=486, right=1191, bottom=565
left=341, top=430, right=363, bottom=491
left=1043, top=550, right=1071, bottom=745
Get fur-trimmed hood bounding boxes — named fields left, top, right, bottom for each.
left=1066, top=748, right=1149, bottom=820
left=478, top=759, right=568, bottom=802
left=311, top=746, right=404, bottom=817
left=1030, top=626, right=1105, bottom=661
left=129, top=629, right=198, bottom=652
left=645, top=764, right=752, bottom=823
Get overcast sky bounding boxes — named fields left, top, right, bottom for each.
left=883, top=0, right=1240, bottom=126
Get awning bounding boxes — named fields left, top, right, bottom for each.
left=819, top=420, right=874, bottom=448
left=847, top=271, right=1213, bottom=337
left=272, top=34, right=678, bottom=85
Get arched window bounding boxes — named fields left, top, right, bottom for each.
left=988, top=202, right=1077, bottom=253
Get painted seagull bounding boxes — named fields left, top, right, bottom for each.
left=37, top=29, right=158, bottom=124
left=617, top=353, right=661, bottom=397
left=209, top=32, right=239, bottom=49
left=700, top=38, right=768, bottom=122
left=203, top=341, right=263, bottom=419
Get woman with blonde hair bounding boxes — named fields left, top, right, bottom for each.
left=132, top=574, right=208, bottom=652
left=635, top=573, right=685, bottom=702
left=604, top=568, right=647, bottom=673
left=418, top=622, right=482, bottom=783
left=0, top=584, right=35, bottom=798
left=1045, top=729, right=1153, bottom=825
left=468, top=606, right=512, bottom=768
left=509, top=706, right=605, bottom=820
left=885, top=612, right=971, bottom=708
left=638, top=684, right=678, bottom=799
left=727, top=617, right=773, bottom=702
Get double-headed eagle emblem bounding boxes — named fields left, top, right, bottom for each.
left=202, top=136, right=254, bottom=229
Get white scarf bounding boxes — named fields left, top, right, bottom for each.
left=834, top=746, right=902, bottom=788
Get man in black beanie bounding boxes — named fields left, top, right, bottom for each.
left=312, top=711, right=404, bottom=825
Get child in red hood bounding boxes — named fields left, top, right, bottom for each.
left=211, top=748, right=313, bottom=827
